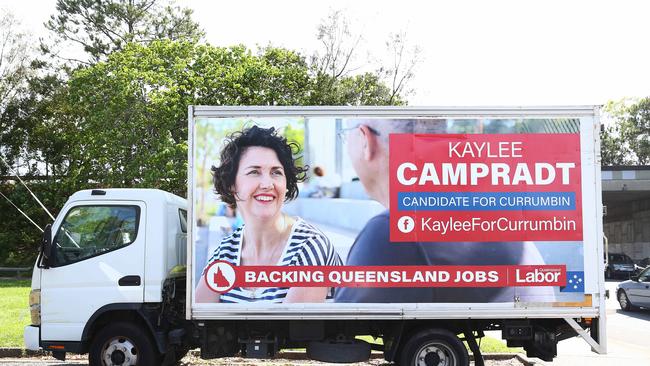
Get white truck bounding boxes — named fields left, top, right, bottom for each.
left=25, top=106, right=606, bottom=366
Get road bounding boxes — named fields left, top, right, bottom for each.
left=535, top=279, right=650, bottom=365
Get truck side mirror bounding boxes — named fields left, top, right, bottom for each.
left=39, top=224, right=54, bottom=268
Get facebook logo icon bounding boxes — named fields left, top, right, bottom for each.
left=560, top=271, right=585, bottom=292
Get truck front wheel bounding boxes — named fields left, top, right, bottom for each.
left=89, top=322, right=160, bottom=366
left=398, top=328, right=469, bottom=366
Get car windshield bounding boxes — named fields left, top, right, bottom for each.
left=639, top=267, right=650, bottom=281
left=610, top=254, right=633, bottom=264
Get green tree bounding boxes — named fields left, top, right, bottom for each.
left=621, top=98, right=650, bottom=164
left=44, top=0, right=204, bottom=63
left=0, top=71, right=74, bottom=266
left=601, top=99, right=650, bottom=165
left=0, top=10, right=38, bottom=175
left=0, top=176, right=73, bottom=266
left=1, top=0, right=206, bottom=265
left=61, top=41, right=312, bottom=196
left=601, top=124, right=630, bottom=166
left=309, top=72, right=401, bottom=105
left=2, top=34, right=409, bottom=266
left=54, top=40, right=406, bottom=197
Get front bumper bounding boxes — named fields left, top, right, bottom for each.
left=24, top=325, right=40, bottom=351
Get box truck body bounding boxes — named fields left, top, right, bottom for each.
left=25, top=106, right=606, bottom=366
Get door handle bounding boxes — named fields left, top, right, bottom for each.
left=118, top=275, right=141, bottom=286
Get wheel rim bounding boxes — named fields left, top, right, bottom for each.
left=101, top=336, right=138, bottom=365
left=618, top=291, right=628, bottom=309
left=414, top=341, right=457, bottom=366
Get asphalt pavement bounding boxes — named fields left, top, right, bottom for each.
left=531, top=279, right=650, bottom=365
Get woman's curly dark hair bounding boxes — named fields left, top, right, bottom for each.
left=211, top=125, right=308, bottom=208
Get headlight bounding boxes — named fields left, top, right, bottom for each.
left=29, top=290, right=40, bottom=326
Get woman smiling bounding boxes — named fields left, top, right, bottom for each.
left=195, top=126, right=341, bottom=303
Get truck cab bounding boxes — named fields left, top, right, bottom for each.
left=25, top=188, right=187, bottom=363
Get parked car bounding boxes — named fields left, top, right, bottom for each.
left=634, top=257, right=650, bottom=275
left=616, top=266, right=650, bottom=311
left=605, top=252, right=635, bottom=279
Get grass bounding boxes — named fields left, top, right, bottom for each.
left=471, top=336, right=523, bottom=354
left=0, top=279, right=31, bottom=347
left=358, top=334, right=522, bottom=354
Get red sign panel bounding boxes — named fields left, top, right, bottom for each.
left=389, top=134, right=582, bottom=242
left=223, top=265, right=567, bottom=288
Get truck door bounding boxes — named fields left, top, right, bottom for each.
left=40, top=201, right=146, bottom=342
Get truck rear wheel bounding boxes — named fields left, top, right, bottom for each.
left=398, top=328, right=469, bottom=366
left=89, top=322, right=160, bottom=366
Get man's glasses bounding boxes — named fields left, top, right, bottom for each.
left=337, top=125, right=381, bottom=143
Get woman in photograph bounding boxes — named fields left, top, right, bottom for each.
left=195, top=125, right=341, bottom=303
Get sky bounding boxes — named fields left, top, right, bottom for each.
left=2, top=0, right=650, bottom=106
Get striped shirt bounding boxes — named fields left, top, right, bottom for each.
left=205, top=218, right=342, bottom=303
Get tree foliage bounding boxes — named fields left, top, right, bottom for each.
left=1, top=39, right=406, bottom=265
left=0, top=182, right=69, bottom=266
left=621, top=99, right=650, bottom=164
left=1, top=5, right=412, bottom=266
left=380, top=32, right=421, bottom=104
left=58, top=40, right=404, bottom=197
left=60, top=41, right=313, bottom=196
left=44, top=0, right=204, bottom=63
left=308, top=10, right=420, bottom=106
left=601, top=99, right=650, bottom=165
left=1, top=73, right=69, bottom=177
left=0, top=11, right=63, bottom=180
left=601, top=124, right=629, bottom=166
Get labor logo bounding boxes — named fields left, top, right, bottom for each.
left=204, top=260, right=236, bottom=293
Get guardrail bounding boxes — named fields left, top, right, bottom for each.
left=0, top=266, right=31, bottom=278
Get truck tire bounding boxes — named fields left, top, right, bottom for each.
left=89, top=322, right=160, bottom=366
left=398, top=328, right=469, bottom=366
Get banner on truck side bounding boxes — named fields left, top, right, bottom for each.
left=191, top=114, right=588, bottom=306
